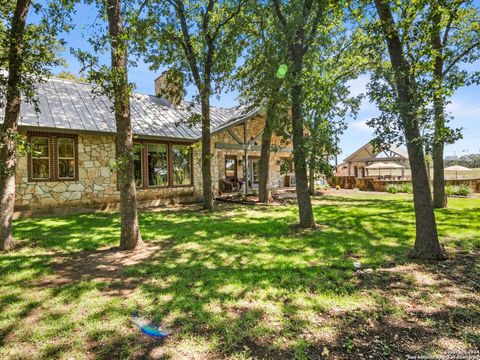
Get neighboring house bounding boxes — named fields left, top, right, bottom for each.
left=2, top=73, right=293, bottom=214
left=337, top=142, right=409, bottom=178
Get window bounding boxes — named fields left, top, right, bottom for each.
left=28, top=132, right=78, bottom=182
left=127, top=141, right=193, bottom=188
left=57, top=138, right=75, bottom=179
left=31, top=137, right=50, bottom=180
left=147, top=143, right=168, bottom=186
left=172, top=145, right=192, bottom=185
left=133, top=143, right=143, bottom=187
left=225, top=156, right=237, bottom=180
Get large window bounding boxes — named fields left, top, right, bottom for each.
left=133, top=143, right=143, bottom=187
left=135, top=142, right=193, bottom=188
left=225, top=156, right=237, bottom=180
left=147, top=143, right=168, bottom=186
left=31, top=137, right=50, bottom=180
left=29, top=133, right=78, bottom=181
left=57, top=138, right=75, bottom=179
left=172, top=145, right=192, bottom=185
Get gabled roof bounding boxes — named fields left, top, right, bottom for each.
left=344, top=141, right=408, bottom=162
left=0, top=76, right=260, bottom=141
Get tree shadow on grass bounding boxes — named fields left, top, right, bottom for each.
left=6, top=195, right=480, bottom=358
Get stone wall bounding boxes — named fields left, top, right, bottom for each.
left=211, top=116, right=293, bottom=193
left=332, top=176, right=480, bottom=193
left=15, top=133, right=203, bottom=211
left=15, top=116, right=292, bottom=212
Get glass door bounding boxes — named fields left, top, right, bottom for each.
left=248, top=158, right=260, bottom=188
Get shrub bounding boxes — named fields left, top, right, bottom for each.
left=386, top=183, right=412, bottom=194
left=386, top=184, right=399, bottom=194
left=335, top=185, right=341, bottom=190
left=399, top=183, right=413, bottom=194
left=445, top=184, right=471, bottom=196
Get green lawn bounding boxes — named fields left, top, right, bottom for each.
left=1, top=193, right=479, bottom=359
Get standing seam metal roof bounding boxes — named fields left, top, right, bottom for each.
left=1, top=76, right=258, bottom=141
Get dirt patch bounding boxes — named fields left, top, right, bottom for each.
left=321, top=251, right=480, bottom=359
left=42, top=241, right=170, bottom=297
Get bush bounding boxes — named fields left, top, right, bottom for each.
left=386, top=183, right=412, bottom=194
left=386, top=184, right=399, bottom=194
left=399, top=183, right=413, bottom=194
left=445, top=184, right=471, bottom=196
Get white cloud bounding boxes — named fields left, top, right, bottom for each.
left=350, top=118, right=373, bottom=131
left=446, top=98, right=480, bottom=121
left=347, top=75, right=369, bottom=97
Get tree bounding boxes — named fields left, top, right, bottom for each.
left=428, top=0, right=479, bottom=208
left=56, top=70, right=89, bottom=83
left=138, top=0, right=247, bottom=211
left=271, top=0, right=345, bottom=228
left=106, top=0, right=143, bottom=249
left=75, top=0, right=143, bottom=249
left=368, top=0, right=445, bottom=259
left=302, top=29, right=364, bottom=194
left=235, top=0, right=289, bottom=203
left=0, top=0, right=71, bottom=252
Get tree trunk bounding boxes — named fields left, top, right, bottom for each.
left=0, top=0, right=31, bottom=252
left=405, top=127, right=444, bottom=259
left=308, top=156, right=315, bottom=195
left=106, top=0, right=143, bottom=250
left=374, top=0, right=444, bottom=259
left=432, top=127, right=446, bottom=208
left=291, top=42, right=315, bottom=228
left=258, top=106, right=274, bottom=203
left=201, top=95, right=214, bottom=210
left=431, top=10, right=447, bottom=208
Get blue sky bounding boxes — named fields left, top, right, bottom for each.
left=51, top=2, right=479, bottom=161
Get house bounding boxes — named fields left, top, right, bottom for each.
left=3, top=73, right=294, bottom=215
left=336, top=142, right=409, bottom=179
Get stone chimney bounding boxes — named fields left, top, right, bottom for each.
left=154, top=69, right=184, bottom=106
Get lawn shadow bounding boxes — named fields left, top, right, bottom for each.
left=5, top=194, right=480, bottom=358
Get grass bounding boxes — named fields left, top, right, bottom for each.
left=1, top=193, right=479, bottom=359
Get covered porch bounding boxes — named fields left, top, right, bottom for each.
left=212, top=116, right=294, bottom=195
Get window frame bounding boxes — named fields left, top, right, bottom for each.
left=225, top=155, right=237, bottom=180
left=172, top=144, right=193, bottom=186
left=27, top=132, right=78, bottom=182
left=57, top=137, right=76, bottom=180
left=146, top=142, right=170, bottom=188
left=133, top=143, right=144, bottom=188
left=134, top=139, right=194, bottom=189
left=30, top=136, right=51, bottom=180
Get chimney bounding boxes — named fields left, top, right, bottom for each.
left=154, top=69, right=184, bottom=106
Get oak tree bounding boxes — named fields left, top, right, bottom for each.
left=365, top=0, right=446, bottom=259
left=0, top=0, right=72, bottom=252
left=75, top=0, right=143, bottom=249
left=138, top=0, right=247, bottom=210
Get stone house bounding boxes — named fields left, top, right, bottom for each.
left=336, top=142, right=409, bottom=179
left=5, top=74, right=294, bottom=215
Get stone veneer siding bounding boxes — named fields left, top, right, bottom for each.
left=210, top=116, right=293, bottom=192
left=15, top=116, right=292, bottom=211
left=15, top=133, right=202, bottom=211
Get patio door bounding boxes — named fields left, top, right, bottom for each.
left=248, top=158, right=260, bottom=188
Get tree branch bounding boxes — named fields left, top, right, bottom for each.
left=272, top=0, right=287, bottom=29
left=172, top=0, right=203, bottom=90
left=212, top=0, right=247, bottom=40
left=443, top=41, right=480, bottom=76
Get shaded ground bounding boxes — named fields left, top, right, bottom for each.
left=1, top=194, right=479, bottom=359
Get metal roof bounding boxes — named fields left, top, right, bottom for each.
left=344, top=141, right=409, bottom=162
left=0, top=76, right=259, bottom=141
